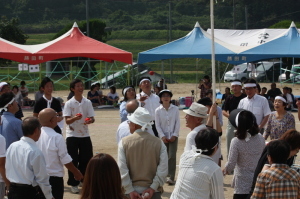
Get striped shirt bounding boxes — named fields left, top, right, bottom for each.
left=251, top=164, right=300, bottom=199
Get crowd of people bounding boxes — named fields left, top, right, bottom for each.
left=0, top=76, right=300, bottom=199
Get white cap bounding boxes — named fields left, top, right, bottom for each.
left=127, top=107, right=153, bottom=131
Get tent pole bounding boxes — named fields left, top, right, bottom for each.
left=272, top=60, right=274, bottom=82
left=262, top=62, right=267, bottom=82
left=195, top=58, right=199, bottom=101
left=218, top=61, right=220, bottom=90
left=105, top=62, right=108, bottom=89
left=280, top=58, right=283, bottom=87
left=293, top=57, right=295, bottom=87
left=210, top=0, right=216, bottom=129
left=99, top=61, right=102, bottom=84
left=221, top=63, right=229, bottom=81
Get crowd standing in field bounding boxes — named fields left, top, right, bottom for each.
left=0, top=77, right=300, bottom=199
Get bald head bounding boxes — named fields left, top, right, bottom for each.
left=38, top=108, right=57, bottom=128
left=126, top=99, right=139, bottom=114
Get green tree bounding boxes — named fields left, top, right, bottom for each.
left=0, top=16, right=28, bottom=66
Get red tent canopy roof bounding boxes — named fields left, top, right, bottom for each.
left=0, top=22, right=133, bottom=64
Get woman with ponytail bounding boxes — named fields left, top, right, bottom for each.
left=223, top=110, right=265, bottom=199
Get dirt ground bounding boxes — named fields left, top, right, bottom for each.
left=22, top=82, right=300, bottom=199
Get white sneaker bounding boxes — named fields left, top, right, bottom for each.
left=71, top=186, right=79, bottom=194
left=166, top=177, right=176, bottom=185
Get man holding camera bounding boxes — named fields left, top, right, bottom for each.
left=198, top=75, right=212, bottom=99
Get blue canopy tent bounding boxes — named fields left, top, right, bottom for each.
left=239, top=22, right=300, bottom=62
left=137, top=22, right=239, bottom=65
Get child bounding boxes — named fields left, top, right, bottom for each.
left=155, top=89, right=180, bottom=185
left=251, top=140, right=300, bottom=199
left=63, top=79, right=95, bottom=194
left=33, top=77, right=64, bottom=134
left=107, top=86, right=119, bottom=106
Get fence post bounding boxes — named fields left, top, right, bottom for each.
left=70, top=60, right=73, bottom=80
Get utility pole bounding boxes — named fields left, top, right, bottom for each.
left=86, top=0, right=91, bottom=88
left=245, top=5, right=248, bottom=29
left=169, top=1, right=173, bottom=83
left=233, top=0, right=235, bottom=29
left=86, top=0, right=90, bottom=36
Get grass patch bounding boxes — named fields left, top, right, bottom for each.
left=26, top=33, right=56, bottom=44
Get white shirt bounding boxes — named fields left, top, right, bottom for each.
left=36, top=127, right=72, bottom=177
left=155, top=104, right=180, bottom=139
left=238, top=94, right=271, bottom=125
left=63, top=97, right=95, bottom=137
left=184, top=124, right=207, bottom=152
left=170, top=151, right=225, bottom=199
left=184, top=123, right=221, bottom=165
left=118, top=130, right=168, bottom=194
left=136, top=92, right=160, bottom=120
left=285, top=93, right=293, bottom=103
left=0, top=135, right=5, bottom=182
left=6, top=137, right=53, bottom=199
left=107, top=92, right=119, bottom=99
left=116, top=120, right=155, bottom=144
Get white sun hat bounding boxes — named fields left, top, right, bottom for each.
left=127, top=107, right=153, bottom=131
left=183, top=102, right=208, bottom=118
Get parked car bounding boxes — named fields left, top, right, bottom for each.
left=224, top=63, right=249, bottom=82
left=249, top=61, right=287, bottom=82
left=278, top=64, right=300, bottom=82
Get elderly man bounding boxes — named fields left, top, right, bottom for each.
left=5, top=117, right=53, bottom=199
left=116, top=99, right=154, bottom=144
left=222, top=80, right=246, bottom=155
left=136, top=77, right=160, bottom=137
left=118, top=107, right=168, bottom=199
left=184, top=102, right=209, bottom=151
left=37, top=108, right=83, bottom=199
left=0, top=92, right=23, bottom=149
left=238, top=79, right=271, bottom=133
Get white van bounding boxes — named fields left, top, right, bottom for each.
left=278, top=64, right=300, bottom=82
left=224, top=63, right=249, bottom=82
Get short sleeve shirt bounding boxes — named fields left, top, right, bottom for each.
left=238, top=94, right=271, bottom=125
left=63, top=97, right=95, bottom=137
left=0, top=134, right=6, bottom=182
left=222, top=93, right=247, bottom=113
left=33, top=97, right=62, bottom=114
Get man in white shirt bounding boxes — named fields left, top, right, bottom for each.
left=63, top=79, right=95, bottom=194
left=136, top=77, right=160, bottom=137
left=116, top=99, right=154, bottom=144
left=5, top=117, right=53, bottom=199
left=37, top=108, right=83, bottom=199
left=183, top=102, right=208, bottom=152
left=0, top=134, right=9, bottom=199
left=238, top=79, right=271, bottom=132
left=118, top=107, right=168, bottom=199
left=170, top=128, right=225, bottom=199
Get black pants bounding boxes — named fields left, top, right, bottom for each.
left=66, top=137, right=93, bottom=186
left=39, top=176, right=64, bottom=199
left=152, top=122, right=159, bottom=137
left=8, top=184, right=38, bottom=199
left=233, top=194, right=249, bottom=199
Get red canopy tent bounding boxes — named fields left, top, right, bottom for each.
left=0, top=22, right=133, bottom=65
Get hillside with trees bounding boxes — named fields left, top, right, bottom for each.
left=1, top=0, right=300, bottom=34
